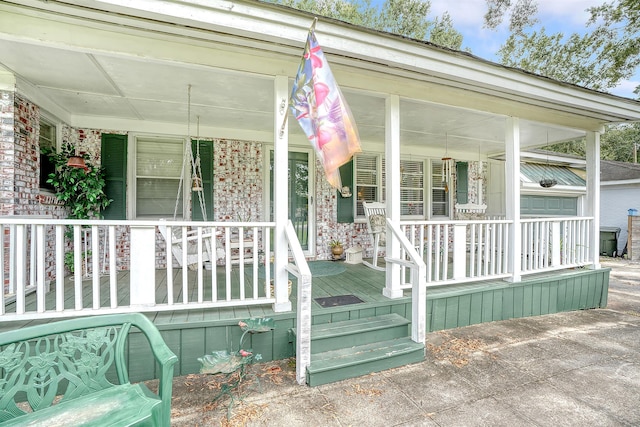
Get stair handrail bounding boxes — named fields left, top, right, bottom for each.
left=384, top=218, right=427, bottom=344
left=285, top=220, right=312, bottom=385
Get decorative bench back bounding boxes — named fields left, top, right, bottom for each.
left=0, top=313, right=177, bottom=424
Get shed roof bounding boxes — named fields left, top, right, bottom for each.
left=601, top=160, right=640, bottom=182
left=521, top=164, right=586, bottom=187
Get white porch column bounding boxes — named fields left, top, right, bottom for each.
left=505, top=117, right=521, bottom=283
left=384, top=94, right=403, bottom=299
left=130, top=225, right=156, bottom=306
left=586, top=130, right=601, bottom=269
left=273, top=75, right=292, bottom=312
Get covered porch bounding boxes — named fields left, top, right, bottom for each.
left=0, top=0, right=638, bottom=386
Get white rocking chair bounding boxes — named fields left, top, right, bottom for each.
left=362, top=202, right=386, bottom=271
left=158, top=221, right=214, bottom=269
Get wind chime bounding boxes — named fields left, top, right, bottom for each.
left=441, top=134, right=453, bottom=192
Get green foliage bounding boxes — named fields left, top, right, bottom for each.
left=484, top=0, right=539, bottom=33
left=545, top=122, right=640, bottom=163
left=64, top=250, right=91, bottom=273
left=487, top=0, right=640, bottom=94
left=269, top=0, right=464, bottom=50
left=329, top=239, right=343, bottom=247
left=601, top=123, right=640, bottom=163
left=46, top=143, right=111, bottom=219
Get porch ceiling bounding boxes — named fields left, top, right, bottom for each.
left=0, top=1, right=612, bottom=156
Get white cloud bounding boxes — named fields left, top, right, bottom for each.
left=536, top=0, right=603, bottom=26
left=428, top=0, right=486, bottom=29
left=609, top=79, right=639, bottom=100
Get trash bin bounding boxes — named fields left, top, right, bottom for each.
left=600, top=226, right=620, bottom=257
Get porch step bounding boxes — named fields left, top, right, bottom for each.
left=306, top=313, right=412, bottom=354
left=294, top=313, right=425, bottom=386
left=306, top=337, right=425, bottom=386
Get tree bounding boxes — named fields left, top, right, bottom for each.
left=485, top=0, right=640, bottom=160
left=484, top=0, right=538, bottom=34
left=270, top=0, right=465, bottom=50
left=485, top=0, right=640, bottom=93
left=601, top=123, right=640, bottom=163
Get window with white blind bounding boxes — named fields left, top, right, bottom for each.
left=401, top=159, right=424, bottom=216
left=134, top=136, right=185, bottom=218
left=431, top=159, right=449, bottom=217
left=355, top=154, right=381, bottom=217
left=354, top=154, right=426, bottom=218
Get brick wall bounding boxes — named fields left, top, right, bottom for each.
left=0, top=90, right=15, bottom=216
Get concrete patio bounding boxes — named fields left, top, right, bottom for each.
left=159, top=257, right=640, bottom=426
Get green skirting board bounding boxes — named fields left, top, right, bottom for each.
left=124, top=267, right=608, bottom=382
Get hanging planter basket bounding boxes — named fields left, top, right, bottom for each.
left=539, top=178, right=557, bottom=188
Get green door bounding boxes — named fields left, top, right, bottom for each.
left=270, top=150, right=312, bottom=252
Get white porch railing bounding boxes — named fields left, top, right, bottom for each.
left=385, top=219, right=427, bottom=344
left=400, top=219, right=512, bottom=287
left=285, top=221, right=312, bottom=385
left=1, top=218, right=282, bottom=321
left=520, top=217, right=593, bottom=274
left=399, top=216, right=593, bottom=287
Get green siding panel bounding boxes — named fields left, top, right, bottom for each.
left=445, top=297, right=459, bottom=329
left=337, top=160, right=354, bottom=223
left=457, top=294, right=472, bottom=327
left=116, top=268, right=610, bottom=383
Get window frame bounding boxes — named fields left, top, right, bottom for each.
left=127, top=134, right=189, bottom=220
left=354, top=153, right=450, bottom=220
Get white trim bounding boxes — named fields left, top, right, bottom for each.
left=3, top=0, right=640, bottom=127
left=127, top=133, right=189, bottom=220
left=264, top=145, right=316, bottom=259
left=601, top=179, right=640, bottom=186
left=586, top=131, right=600, bottom=269
left=505, top=117, right=521, bottom=282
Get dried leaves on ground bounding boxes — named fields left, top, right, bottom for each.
left=427, top=331, right=488, bottom=367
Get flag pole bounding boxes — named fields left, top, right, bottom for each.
left=279, top=18, right=318, bottom=139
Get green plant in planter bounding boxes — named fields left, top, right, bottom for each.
left=64, top=250, right=91, bottom=274
left=46, top=143, right=111, bottom=219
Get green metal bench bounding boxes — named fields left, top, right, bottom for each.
left=0, top=313, right=178, bottom=426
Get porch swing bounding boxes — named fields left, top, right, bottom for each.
left=158, top=85, right=214, bottom=269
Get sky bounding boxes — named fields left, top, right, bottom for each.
left=426, top=0, right=639, bottom=99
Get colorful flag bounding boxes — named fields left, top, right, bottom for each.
left=289, top=21, right=361, bottom=189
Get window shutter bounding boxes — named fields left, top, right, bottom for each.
left=337, top=159, right=354, bottom=223
left=101, top=134, right=127, bottom=220
left=456, top=162, right=468, bottom=204
left=191, top=140, right=214, bottom=221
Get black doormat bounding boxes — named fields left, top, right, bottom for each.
left=314, top=294, right=364, bottom=308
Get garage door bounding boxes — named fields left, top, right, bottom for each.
left=521, top=195, right=577, bottom=216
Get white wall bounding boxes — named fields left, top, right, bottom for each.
left=600, top=184, right=640, bottom=254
